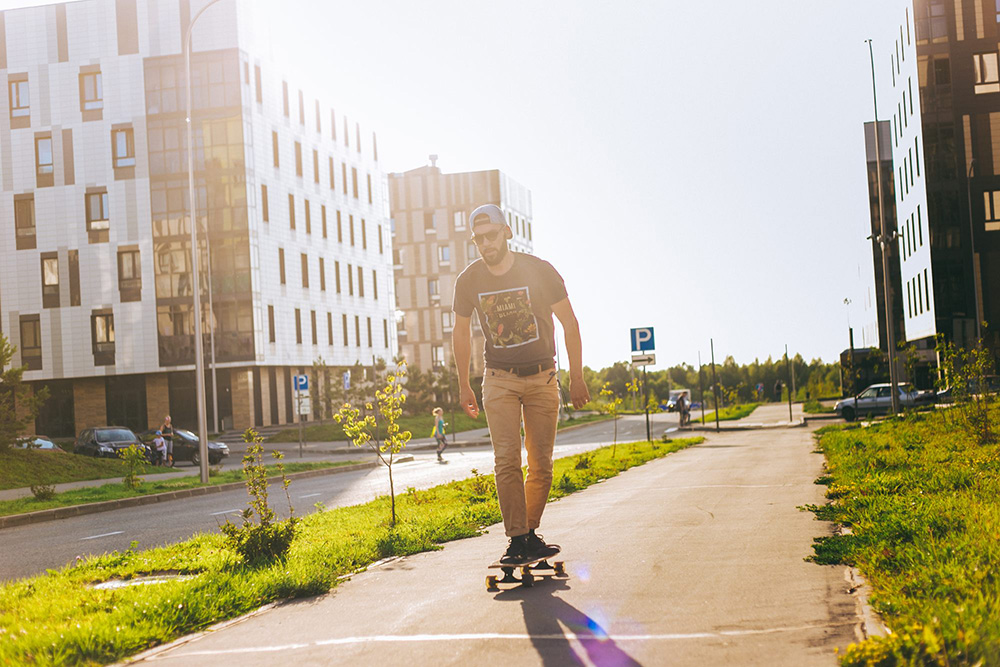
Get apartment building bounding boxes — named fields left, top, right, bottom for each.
left=0, top=0, right=396, bottom=436
left=388, top=159, right=533, bottom=376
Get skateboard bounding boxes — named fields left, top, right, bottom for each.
left=486, top=552, right=566, bottom=591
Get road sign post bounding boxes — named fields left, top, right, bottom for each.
left=294, top=374, right=309, bottom=458
left=630, top=326, right=655, bottom=444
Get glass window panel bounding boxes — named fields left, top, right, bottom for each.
left=43, top=258, right=58, bottom=286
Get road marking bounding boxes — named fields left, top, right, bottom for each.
left=209, top=509, right=241, bottom=516
left=299, top=493, right=322, bottom=499
left=80, top=531, right=124, bottom=541
left=168, top=623, right=856, bottom=657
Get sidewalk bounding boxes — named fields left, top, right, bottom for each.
left=687, top=402, right=806, bottom=431
left=133, top=426, right=860, bottom=666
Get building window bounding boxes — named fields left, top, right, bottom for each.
left=337, top=210, right=343, bottom=242
left=86, top=190, right=110, bottom=240
left=432, top=345, right=444, bottom=369
left=319, top=258, right=326, bottom=290
left=985, top=190, right=1000, bottom=231
left=294, top=141, right=303, bottom=176
left=118, top=248, right=141, bottom=302
left=355, top=122, right=361, bottom=152
left=342, top=314, right=349, bottom=346
left=357, top=266, right=364, bottom=297
left=383, top=319, right=389, bottom=347
left=14, top=194, right=35, bottom=250
left=351, top=167, right=359, bottom=198
left=367, top=173, right=373, bottom=204
left=361, top=219, right=367, bottom=249
left=92, top=311, right=115, bottom=366
left=261, top=184, right=269, bottom=222
left=454, top=211, right=465, bottom=230
left=347, top=263, right=354, bottom=295
left=327, top=312, right=333, bottom=345
left=349, top=215, right=355, bottom=246
left=313, top=149, right=319, bottom=184
left=343, top=116, right=349, bottom=146
left=35, top=135, right=53, bottom=187
left=335, top=260, right=341, bottom=293
left=428, top=279, right=439, bottom=298
left=41, top=254, right=59, bottom=308
left=20, top=315, right=41, bottom=370
left=311, top=310, right=318, bottom=345
left=254, top=65, right=262, bottom=104
left=973, top=52, right=1000, bottom=94
left=111, top=127, right=135, bottom=168
left=282, top=81, right=289, bottom=116
left=378, top=225, right=383, bottom=253
left=355, top=316, right=361, bottom=348
left=79, top=70, right=103, bottom=112
left=315, top=99, right=321, bottom=133
left=9, top=76, right=29, bottom=127
left=305, top=199, right=312, bottom=234
left=425, top=212, right=435, bottom=231
left=272, top=130, right=280, bottom=167
left=331, top=109, right=337, bottom=141
left=295, top=308, right=302, bottom=344
left=438, top=245, right=451, bottom=265
left=288, top=193, right=296, bottom=229
left=279, top=248, right=286, bottom=284
left=367, top=317, right=373, bottom=347
left=268, top=305, right=276, bottom=343
left=321, top=205, right=328, bottom=238
left=442, top=310, right=455, bottom=332
left=341, top=162, right=348, bottom=195
left=329, top=156, right=335, bottom=190
left=372, top=269, right=378, bottom=300
left=301, top=253, right=309, bottom=288
left=298, top=89, right=305, bottom=125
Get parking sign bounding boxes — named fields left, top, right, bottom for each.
left=293, top=374, right=309, bottom=392
left=630, top=327, right=655, bottom=353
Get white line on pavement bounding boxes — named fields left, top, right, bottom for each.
left=80, top=531, right=124, bottom=541
left=209, top=509, right=241, bottom=516
left=167, top=623, right=857, bottom=657
left=299, top=493, right=322, bottom=499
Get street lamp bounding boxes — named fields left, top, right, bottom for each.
left=965, top=159, right=984, bottom=343
left=865, top=38, right=901, bottom=416
left=185, top=0, right=227, bottom=483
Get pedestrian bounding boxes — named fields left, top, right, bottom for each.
left=160, top=415, right=174, bottom=467
left=774, top=380, right=783, bottom=403
left=432, top=407, right=448, bottom=461
left=152, top=430, right=167, bottom=466
left=453, top=203, right=590, bottom=566
left=678, top=391, right=690, bottom=427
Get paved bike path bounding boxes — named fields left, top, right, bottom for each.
left=135, top=426, right=858, bottom=666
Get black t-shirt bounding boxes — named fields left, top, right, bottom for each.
left=453, top=253, right=568, bottom=367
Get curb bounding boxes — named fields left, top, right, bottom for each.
left=684, top=418, right=808, bottom=432
left=846, top=566, right=889, bottom=640
left=0, top=462, right=377, bottom=531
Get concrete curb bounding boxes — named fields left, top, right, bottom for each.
left=846, top=566, right=889, bottom=640
left=0, top=462, right=377, bottom=531
left=684, top=418, right=808, bottom=432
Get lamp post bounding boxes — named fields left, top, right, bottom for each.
left=866, top=38, right=901, bottom=415
left=185, top=0, right=227, bottom=483
left=965, top=159, right=984, bottom=343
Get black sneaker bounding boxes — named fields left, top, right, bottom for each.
left=499, top=535, right=529, bottom=565
left=524, top=529, right=560, bottom=560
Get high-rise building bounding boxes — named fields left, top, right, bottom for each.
left=0, top=0, right=396, bottom=437
left=388, top=158, right=533, bottom=376
left=861, top=0, right=1000, bottom=383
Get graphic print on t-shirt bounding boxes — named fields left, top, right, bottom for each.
left=478, top=287, right=539, bottom=348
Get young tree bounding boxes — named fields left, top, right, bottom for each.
left=336, top=361, right=412, bottom=525
left=0, top=333, right=48, bottom=451
left=600, top=381, right=624, bottom=457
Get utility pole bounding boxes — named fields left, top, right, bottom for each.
left=698, top=350, right=706, bottom=425
left=643, top=365, right=650, bottom=442
left=966, top=159, right=984, bottom=343
left=785, top=344, right=793, bottom=422
left=866, top=38, right=901, bottom=415
left=710, top=339, right=720, bottom=433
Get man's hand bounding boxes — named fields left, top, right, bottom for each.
left=570, top=376, right=590, bottom=409
left=460, top=384, right=480, bottom=419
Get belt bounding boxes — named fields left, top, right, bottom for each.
left=487, top=361, right=555, bottom=377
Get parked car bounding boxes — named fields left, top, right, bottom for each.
left=73, top=427, right=149, bottom=459
left=137, top=428, right=230, bottom=466
left=835, top=383, right=921, bottom=421
left=936, top=375, right=1000, bottom=403
left=17, top=435, right=62, bottom=451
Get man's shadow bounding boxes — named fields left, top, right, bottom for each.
left=495, top=576, right=641, bottom=666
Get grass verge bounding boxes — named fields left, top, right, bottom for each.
left=0, top=462, right=359, bottom=518
left=803, top=399, right=835, bottom=414
left=805, top=408, right=1000, bottom=665
left=698, top=402, right=760, bottom=423
left=0, top=436, right=702, bottom=665
left=0, top=449, right=157, bottom=491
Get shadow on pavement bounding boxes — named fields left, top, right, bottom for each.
left=494, top=578, right=642, bottom=666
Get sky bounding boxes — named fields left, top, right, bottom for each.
left=2, top=0, right=907, bottom=371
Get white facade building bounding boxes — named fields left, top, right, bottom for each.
left=0, top=0, right=396, bottom=436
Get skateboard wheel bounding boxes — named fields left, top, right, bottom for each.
left=520, top=566, right=534, bottom=587
left=553, top=561, right=565, bottom=576
left=486, top=575, right=498, bottom=591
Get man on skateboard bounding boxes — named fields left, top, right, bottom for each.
left=453, top=204, right=590, bottom=566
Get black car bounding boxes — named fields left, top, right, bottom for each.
left=137, top=428, right=230, bottom=466
left=73, top=427, right=148, bottom=459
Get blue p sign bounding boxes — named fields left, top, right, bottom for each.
left=631, top=327, right=655, bottom=353
left=294, top=374, right=309, bottom=391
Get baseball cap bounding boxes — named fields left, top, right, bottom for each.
left=469, top=204, right=507, bottom=229
left=155, top=430, right=162, bottom=435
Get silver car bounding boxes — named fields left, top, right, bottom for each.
left=835, top=383, right=920, bottom=421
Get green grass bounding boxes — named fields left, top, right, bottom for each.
left=803, top=399, right=835, bottom=414
left=0, top=461, right=360, bottom=518
left=699, top=402, right=760, bottom=422
left=267, top=411, right=488, bottom=443
left=805, top=407, right=1000, bottom=665
left=0, top=436, right=702, bottom=665
left=0, top=449, right=157, bottom=491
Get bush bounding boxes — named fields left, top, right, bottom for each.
left=30, top=484, right=55, bottom=501
left=118, top=444, right=146, bottom=490
left=574, top=451, right=595, bottom=470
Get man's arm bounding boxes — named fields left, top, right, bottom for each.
left=452, top=314, right=480, bottom=418
left=551, top=297, right=591, bottom=409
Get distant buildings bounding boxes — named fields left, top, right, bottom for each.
left=860, top=0, right=1000, bottom=385
left=0, top=0, right=395, bottom=436
left=388, top=158, right=534, bottom=376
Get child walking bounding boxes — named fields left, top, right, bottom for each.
left=432, top=407, right=448, bottom=461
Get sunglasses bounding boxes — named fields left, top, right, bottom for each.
left=472, top=229, right=503, bottom=245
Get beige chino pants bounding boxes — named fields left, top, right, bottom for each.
left=481, top=367, right=560, bottom=537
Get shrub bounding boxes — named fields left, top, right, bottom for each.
left=118, top=444, right=147, bottom=490
left=574, top=451, right=595, bottom=470
left=30, top=484, right=55, bottom=501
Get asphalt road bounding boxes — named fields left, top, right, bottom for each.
left=0, top=413, right=679, bottom=582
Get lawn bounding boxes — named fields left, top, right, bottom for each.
left=697, top=402, right=760, bottom=422
left=803, top=399, right=835, bottom=414
left=0, top=448, right=155, bottom=491
left=0, top=436, right=703, bottom=665
left=0, top=461, right=361, bottom=518
left=806, top=406, right=1000, bottom=665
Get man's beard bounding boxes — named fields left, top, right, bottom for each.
left=481, top=241, right=509, bottom=267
